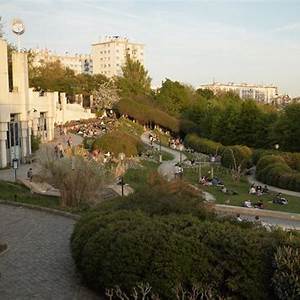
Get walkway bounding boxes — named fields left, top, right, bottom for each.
left=0, top=204, right=101, bottom=300
left=141, top=132, right=187, bottom=181
left=247, top=173, right=300, bottom=198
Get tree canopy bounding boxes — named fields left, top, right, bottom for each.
left=117, top=55, right=151, bottom=97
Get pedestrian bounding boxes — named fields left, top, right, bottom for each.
left=27, top=168, right=33, bottom=182
left=67, top=136, right=73, bottom=148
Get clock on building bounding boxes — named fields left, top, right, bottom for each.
left=12, top=18, right=25, bottom=35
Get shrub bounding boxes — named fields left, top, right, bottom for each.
left=256, top=155, right=300, bottom=191
left=184, top=134, right=224, bottom=156
left=272, top=245, right=300, bottom=299
left=71, top=177, right=300, bottom=299
left=221, top=145, right=253, bottom=170
left=71, top=207, right=293, bottom=299
left=92, top=130, right=145, bottom=157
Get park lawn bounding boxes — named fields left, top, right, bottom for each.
left=0, top=180, right=90, bottom=214
left=0, top=180, right=60, bottom=208
left=117, top=117, right=144, bottom=137
left=184, top=165, right=300, bottom=214
left=124, top=160, right=158, bottom=192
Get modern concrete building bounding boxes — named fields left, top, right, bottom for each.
left=200, top=82, right=279, bottom=104
left=0, top=39, right=94, bottom=168
left=32, top=49, right=93, bottom=75
left=91, top=36, right=144, bottom=77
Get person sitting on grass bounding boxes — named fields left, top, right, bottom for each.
left=262, top=185, right=269, bottom=194
left=249, top=185, right=256, bottom=195
left=243, top=200, right=252, bottom=208
left=254, top=200, right=264, bottom=209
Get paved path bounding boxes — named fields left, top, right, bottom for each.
left=247, top=173, right=300, bottom=197
left=141, top=133, right=187, bottom=181
left=0, top=204, right=101, bottom=300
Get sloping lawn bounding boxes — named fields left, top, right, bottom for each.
left=184, top=165, right=300, bottom=214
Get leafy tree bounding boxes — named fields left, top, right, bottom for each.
left=196, top=88, right=214, bottom=99
left=272, top=103, right=300, bottom=152
left=155, top=79, right=195, bottom=116
left=29, top=60, right=77, bottom=95
left=117, top=55, right=151, bottom=97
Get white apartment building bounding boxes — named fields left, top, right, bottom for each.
left=200, top=82, right=279, bottom=104
left=32, top=49, right=93, bottom=75
left=91, top=36, right=144, bottom=77
left=0, top=39, right=94, bottom=168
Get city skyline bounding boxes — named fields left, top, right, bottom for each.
left=1, top=0, right=300, bottom=96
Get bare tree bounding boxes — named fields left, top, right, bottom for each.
left=38, top=145, right=113, bottom=207
left=92, top=80, right=120, bottom=111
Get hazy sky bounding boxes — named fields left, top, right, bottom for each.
left=1, top=0, right=300, bottom=96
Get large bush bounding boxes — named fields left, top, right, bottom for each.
left=92, top=130, right=145, bottom=157
left=272, top=245, right=300, bottom=299
left=71, top=181, right=300, bottom=299
left=256, top=155, right=300, bottom=192
left=184, top=133, right=224, bottom=156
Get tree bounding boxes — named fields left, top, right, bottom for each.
left=117, top=55, right=151, bottom=97
left=29, top=60, right=77, bottom=95
left=272, top=103, right=300, bottom=152
left=196, top=88, right=214, bottom=100
left=155, top=79, right=195, bottom=116
left=92, top=81, right=120, bottom=111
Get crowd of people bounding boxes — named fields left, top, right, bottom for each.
left=60, top=116, right=116, bottom=138
left=248, top=184, right=269, bottom=196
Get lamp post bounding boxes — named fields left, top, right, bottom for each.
left=210, top=155, right=215, bottom=179
left=275, top=144, right=280, bottom=150
left=179, top=144, right=184, bottom=165
left=12, top=158, right=18, bottom=182
left=159, top=136, right=162, bottom=163
left=119, top=152, right=125, bottom=197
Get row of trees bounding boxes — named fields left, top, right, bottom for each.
left=26, top=42, right=300, bottom=152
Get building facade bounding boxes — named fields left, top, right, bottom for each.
left=32, top=49, right=93, bottom=75
left=200, top=82, right=279, bottom=104
left=91, top=36, right=144, bottom=77
left=0, top=39, right=95, bottom=168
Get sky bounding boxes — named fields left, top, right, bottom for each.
left=1, top=0, right=300, bottom=96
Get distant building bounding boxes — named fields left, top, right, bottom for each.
left=91, top=36, right=144, bottom=77
left=200, top=82, right=279, bottom=104
left=32, top=49, right=93, bottom=75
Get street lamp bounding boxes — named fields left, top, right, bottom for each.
left=210, top=155, right=216, bottom=179
left=119, top=152, right=125, bottom=197
left=12, top=158, right=18, bottom=182
left=274, top=144, right=280, bottom=150
left=179, top=144, right=184, bottom=165
left=159, top=136, right=162, bottom=163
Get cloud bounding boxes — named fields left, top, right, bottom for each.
left=274, top=22, right=300, bottom=32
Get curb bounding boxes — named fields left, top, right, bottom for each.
left=0, top=200, right=80, bottom=220
left=215, top=204, right=300, bottom=222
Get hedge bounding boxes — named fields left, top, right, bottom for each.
left=184, top=134, right=252, bottom=170
left=92, top=130, right=145, bottom=157
left=256, top=155, right=300, bottom=192
left=184, top=134, right=224, bottom=156
left=71, top=187, right=300, bottom=299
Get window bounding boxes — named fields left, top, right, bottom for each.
left=116, top=49, right=119, bottom=53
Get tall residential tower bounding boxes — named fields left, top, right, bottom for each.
left=91, top=36, right=144, bottom=77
